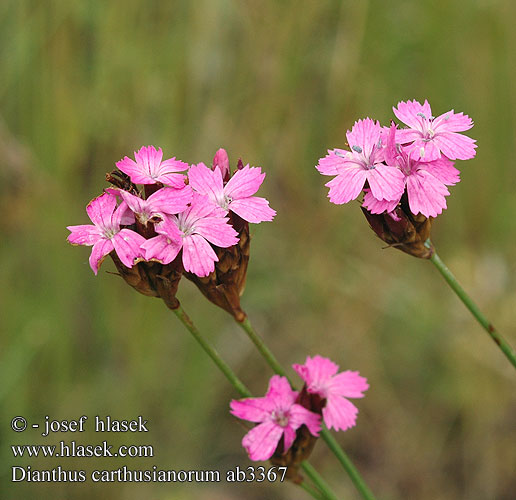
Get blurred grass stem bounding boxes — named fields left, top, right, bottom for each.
left=428, top=246, right=516, bottom=370
left=237, top=316, right=377, bottom=500
left=173, top=305, right=340, bottom=500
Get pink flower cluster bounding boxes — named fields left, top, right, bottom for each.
left=230, top=355, right=368, bottom=461
left=317, top=99, right=476, bottom=218
left=67, top=146, right=275, bottom=276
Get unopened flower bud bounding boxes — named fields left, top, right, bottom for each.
left=212, top=148, right=230, bottom=182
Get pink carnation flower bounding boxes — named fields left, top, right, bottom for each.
left=141, top=194, right=239, bottom=277
left=116, top=145, right=188, bottom=188
left=393, top=99, right=477, bottom=161
left=317, top=118, right=405, bottom=204
left=363, top=124, right=461, bottom=218
left=188, top=161, right=276, bottom=223
left=230, top=375, right=321, bottom=461
left=107, top=186, right=193, bottom=226
left=67, top=193, right=145, bottom=275
left=293, top=355, right=368, bottom=432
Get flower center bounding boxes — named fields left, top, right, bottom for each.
left=271, top=410, right=289, bottom=428
left=103, top=227, right=119, bottom=239
left=222, top=194, right=233, bottom=210
left=417, top=112, right=436, bottom=140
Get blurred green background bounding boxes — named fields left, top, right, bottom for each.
left=1, top=0, right=515, bottom=499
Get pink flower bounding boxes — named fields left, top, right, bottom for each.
left=107, top=186, right=193, bottom=225
left=188, top=161, right=276, bottom=223
left=67, top=193, right=146, bottom=275
left=393, top=99, right=477, bottom=161
left=317, top=118, right=405, bottom=204
left=293, top=355, right=368, bottom=432
left=116, top=146, right=189, bottom=187
left=141, top=194, right=239, bottom=277
left=230, top=375, right=321, bottom=461
left=363, top=124, right=461, bottom=217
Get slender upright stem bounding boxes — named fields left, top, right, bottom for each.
left=299, top=479, right=326, bottom=500
left=173, top=306, right=251, bottom=397
left=301, top=462, right=340, bottom=500
left=172, top=305, right=340, bottom=500
left=236, top=315, right=377, bottom=500
left=320, top=430, right=376, bottom=500
left=238, top=317, right=291, bottom=381
left=428, top=247, right=516, bottom=370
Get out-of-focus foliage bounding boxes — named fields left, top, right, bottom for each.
left=1, top=1, right=515, bottom=499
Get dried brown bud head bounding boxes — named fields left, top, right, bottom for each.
left=361, top=196, right=434, bottom=259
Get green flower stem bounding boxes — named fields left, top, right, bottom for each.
left=173, top=306, right=251, bottom=397
left=238, top=317, right=291, bottom=381
left=428, top=246, right=516, bottom=370
left=236, top=315, right=377, bottom=500
left=320, top=429, right=376, bottom=500
left=172, top=305, right=339, bottom=500
left=299, top=480, right=326, bottom=500
left=301, top=462, right=340, bottom=500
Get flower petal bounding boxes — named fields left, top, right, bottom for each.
left=134, top=145, right=163, bottom=178
left=293, top=355, right=339, bottom=389
left=265, top=375, right=298, bottom=409
left=67, top=225, right=102, bottom=246
left=181, top=233, right=218, bottom=277
left=147, top=186, right=193, bottom=215
left=432, top=110, right=473, bottom=133
left=116, top=156, right=150, bottom=184
left=288, top=404, right=322, bottom=437
left=89, top=238, right=114, bottom=275
left=329, top=371, right=369, bottom=398
left=325, top=167, right=367, bottom=204
left=421, top=158, right=460, bottom=186
left=393, top=99, right=432, bottom=130
left=140, top=235, right=182, bottom=265
left=346, top=118, right=382, bottom=158
left=229, top=398, right=275, bottom=423
left=282, top=426, right=297, bottom=454
left=188, top=162, right=224, bottom=202
left=366, top=164, right=405, bottom=201
left=228, top=197, right=276, bottom=223
left=362, top=191, right=400, bottom=214
left=86, top=193, right=117, bottom=229
left=193, top=217, right=239, bottom=247
left=241, top=421, right=284, bottom=461
left=406, top=169, right=449, bottom=218
left=316, top=149, right=353, bottom=176
left=433, top=132, right=477, bottom=161
left=224, top=165, right=266, bottom=199
left=323, top=396, right=359, bottom=431
left=112, top=229, right=146, bottom=268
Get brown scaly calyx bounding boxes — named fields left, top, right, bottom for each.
left=184, top=211, right=249, bottom=322
left=110, top=248, right=183, bottom=311
left=361, top=193, right=434, bottom=259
